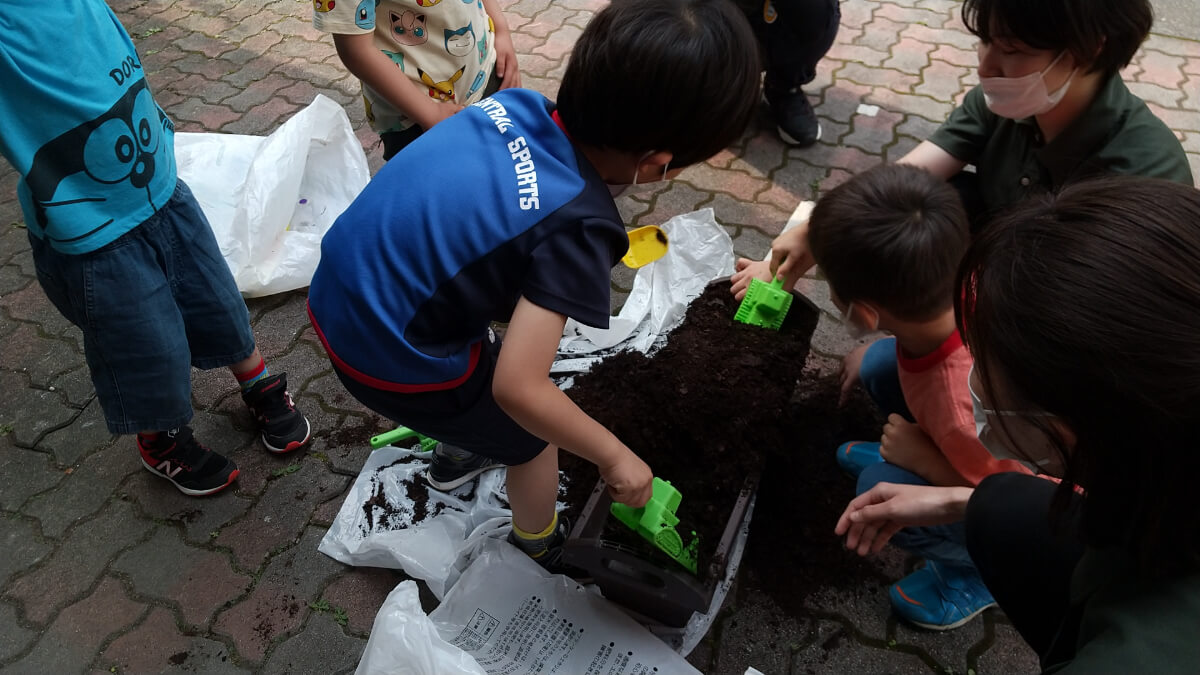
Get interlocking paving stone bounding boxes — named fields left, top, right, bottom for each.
left=0, top=437, right=64, bottom=510
left=101, top=607, right=250, bottom=675
left=112, top=528, right=252, bottom=627
left=261, top=612, right=365, bottom=675
left=0, top=514, right=53, bottom=589
left=5, top=576, right=145, bottom=674
left=0, top=602, right=36, bottom=663
left=21, top=439, right=143, bottom=539
left=214, top=460, right=348, bottom=571
left=212, top=527, right=346, bottom=664
left=36, top=398, right=113, bottom=467
left=319, top=567, right=406, bottom=636
left=5, top=500, right=151, bottom=625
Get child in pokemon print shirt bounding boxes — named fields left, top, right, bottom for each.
left=315, top=0, right=520, bottom=159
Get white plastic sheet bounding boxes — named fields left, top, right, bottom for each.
left=317, top=446, right=514, bottom=600
left=356, top=540, right=701, bottom=675
left=175, top=94, right=369, bottom=297
left=556, top=207, right=734, bottom=370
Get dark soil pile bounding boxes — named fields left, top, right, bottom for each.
left=561, top=283, right=891, bottom=604
left=562, top=284, right=821, bottom=579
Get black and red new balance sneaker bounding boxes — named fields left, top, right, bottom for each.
left=241, top=373, right=312, bottom=454
left=137, top=426, right=239, bottom=496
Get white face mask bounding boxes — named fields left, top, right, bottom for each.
left=608, top=151, right=670, bottom=198
left=980, top=50, right=1076, bottom=119
left=968, top=364, right=1062, bottom=475
left=839, top=302, right=879, bottom=340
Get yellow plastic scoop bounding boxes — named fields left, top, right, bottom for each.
left=621, top=225, right=669, bottom=268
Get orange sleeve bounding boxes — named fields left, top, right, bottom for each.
left=933, top=424, right=1032, bottom=487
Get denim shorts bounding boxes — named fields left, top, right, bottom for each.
left=332, top=334, right=548, bottom=465
left=29, top=180, right=256, bottom=434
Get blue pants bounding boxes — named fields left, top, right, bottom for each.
left=859, top=337, right=911, bottom=421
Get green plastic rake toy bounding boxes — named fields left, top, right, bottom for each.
left=734, top=276, right=793, bottom=331
left=610, top=477, right=699, bottom=574
left=369, top=426, right=439, bottom=452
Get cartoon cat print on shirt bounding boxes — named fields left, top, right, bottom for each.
left=354, top=0, right=376, bottom=28
left=476, top=28, right=487, bottom=64
left=389, top=10, right=427, bottom=46
left=25, top=77, right=173, bottom=244
left=418, top=67, right=465, bottom=101
left=444, top=23, right=475, bottom=57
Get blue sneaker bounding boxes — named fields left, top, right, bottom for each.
left=835, top=441, right=884, bottom=478
left=889, top=561, right=997, bottom=630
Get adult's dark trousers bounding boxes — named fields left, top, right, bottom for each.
left=737, top=0, right=841, bottom=90
left=965, top=473, right=1086, bottom=662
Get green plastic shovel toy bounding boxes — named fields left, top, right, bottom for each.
left=369, top=426, right=438, bottom=452
left=621, top=225, right=669, bottom=268
left=734, top=276, right=793, bottom=331
left=610, top=477, right=699, bottom=574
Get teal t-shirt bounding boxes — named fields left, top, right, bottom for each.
left=0, top=0, right=177, bottom=254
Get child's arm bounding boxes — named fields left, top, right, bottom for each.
left=332, top=33, right=461, bottom=130
left=481, top=0, right=521, bottom=89
left=879, top=414, right=971, bottom=487
left=494, top=296, right=654, bottom=507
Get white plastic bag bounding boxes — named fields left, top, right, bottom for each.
left=555, top=207, right=734, bottom=370
left=356, top=540, right=701, bottom=675
left=174, top=94, right=369, bottom=297
left=317, top=446, right=514, bottom=599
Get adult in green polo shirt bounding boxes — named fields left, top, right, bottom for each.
left=906, top=0, right=1193, bottom=231
left=733, top=0, right=1192, bottom=298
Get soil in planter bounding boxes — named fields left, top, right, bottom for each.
left=562, top=284, right=821, bottom=579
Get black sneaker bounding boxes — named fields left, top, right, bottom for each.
left=426, top=443, right=502, bottom=491
left=242, top=373, right=312, bottom=454
left=765, top=86, right=822, bottom=147
left=137, top=426, right=239, bottom=496
left=507, top=517, right=591, bottom=580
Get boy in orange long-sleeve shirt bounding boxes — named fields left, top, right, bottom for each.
left=804, top=164, right=1030, bottom=631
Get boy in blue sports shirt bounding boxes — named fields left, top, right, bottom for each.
left=0, top=1, right=312, bottom=497
left=308, top=0, right=762, bottom=570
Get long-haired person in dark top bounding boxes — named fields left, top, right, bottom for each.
left=836, top=176, right=1200, bottom=672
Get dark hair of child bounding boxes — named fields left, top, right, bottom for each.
left=807, top=164, right=969, bottom=322
left=555, top=0, right=762, bottom=168
left=961, top=0, right=1152, bottom=77
left=955, top=176, right=1200, bottom=579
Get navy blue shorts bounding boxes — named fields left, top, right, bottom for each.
left=333, top=334, right=548, bottom=465
left=29, top=180, right=255, bottom=434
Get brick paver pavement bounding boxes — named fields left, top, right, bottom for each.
left=1, top=0, right=1197, bottom=673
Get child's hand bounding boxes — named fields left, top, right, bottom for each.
left=416, top=100, right=464, bottom=130
left=879, top=414, right=940, bottom=472
left=839, top=342, right=872, bottom=405
left=493, top=27, right=521, bottom=89
left=731, top=258, right=773, bottom=300
left=600, top=452, right=654, bottom=508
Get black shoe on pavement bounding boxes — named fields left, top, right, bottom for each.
left=242, top=373, right=312, bottom=454
left=138, top=426, right=239, bottom=496
left=765, top=86, right=822, bottom=147
left=427, top=443, right=502, bottom=491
